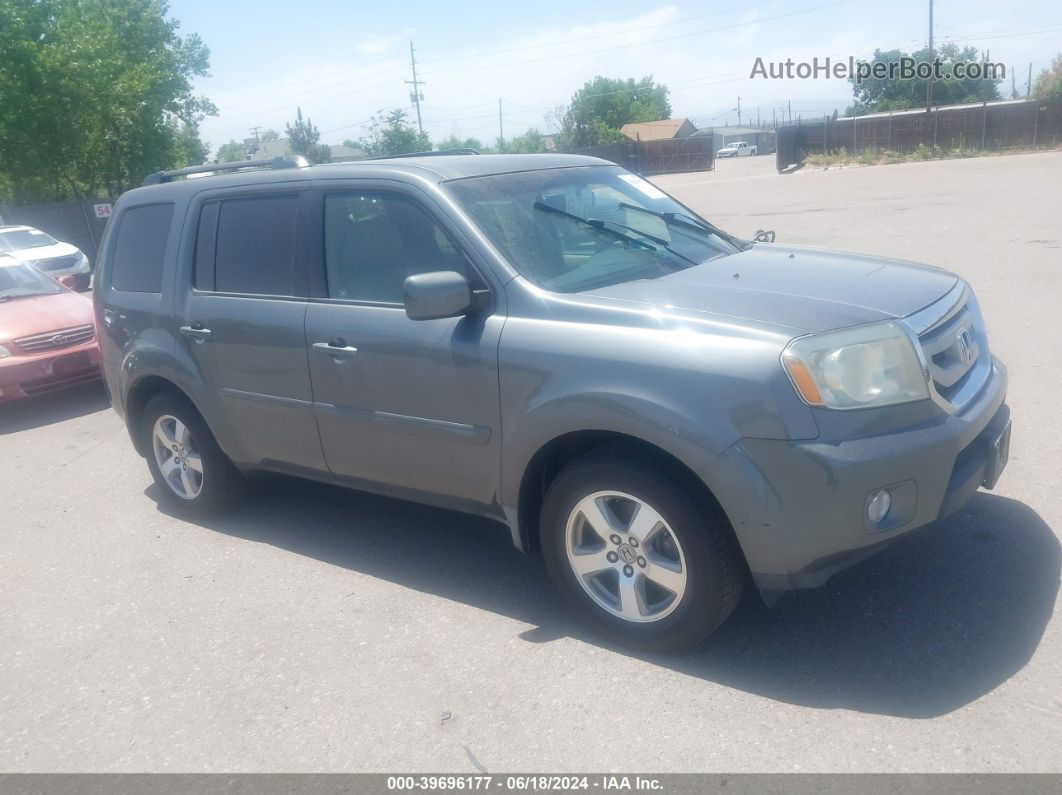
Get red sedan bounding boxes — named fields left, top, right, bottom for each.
left=0, top=254, right=101, bottom=403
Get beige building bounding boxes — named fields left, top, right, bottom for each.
left=619, top=118, right=697, bottom=142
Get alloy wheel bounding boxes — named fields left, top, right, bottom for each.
left=564, top=490, right=688, bottom=623
left=152, top=414, right=204, bottom=500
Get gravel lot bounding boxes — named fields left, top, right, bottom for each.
left=2, top=152, right=1060, bottom=772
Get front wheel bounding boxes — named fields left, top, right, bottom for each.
left=540, top=451, right=745, bottom=650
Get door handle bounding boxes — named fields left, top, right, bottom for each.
left=312, top=340, right=359, bottom=358
left=179, top=325, right=212, bottom=342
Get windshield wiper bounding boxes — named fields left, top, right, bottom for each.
left=0, top=293, right=43, bottom=302
left=533, top=201, right=656, bottom=252
left=592, top=219, right=699, bottom=266
left=618, top=203, right=738, bottom=246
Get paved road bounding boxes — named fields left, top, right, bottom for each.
left=2, top=152, right=1060, bottom=772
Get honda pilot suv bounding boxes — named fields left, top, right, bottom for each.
left=94, top=154, right=1011, bottom=649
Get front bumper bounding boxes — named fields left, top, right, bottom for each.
left=706, top=356, right=1009, bottom=591
left=0, top=342, right=102, bottom=403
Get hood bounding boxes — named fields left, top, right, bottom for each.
left=0, top=291, right=94, bottom=342
left=582, top=243, right=958, bottom=334
left=7, top=241, right=80, bottom=263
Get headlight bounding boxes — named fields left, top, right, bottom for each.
left=0, top=344, right=12, bottom=359
left=77, top=253, right=90, bottom=272
left=782, top=321, right=929, bottom=410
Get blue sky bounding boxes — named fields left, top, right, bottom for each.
left=167, top=0, right=1062, bottom=153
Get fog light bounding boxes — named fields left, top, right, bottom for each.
left=867, top=489, right=892, bottom=524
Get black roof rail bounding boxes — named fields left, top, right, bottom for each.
left=365, top=148, right=480, bottom=161
left=142, top=156, right=310, bottom=186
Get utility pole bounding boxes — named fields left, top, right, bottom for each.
left=406, top=39, right=425, bottom=134
left=1028, top=63, right=1033, bottom=97
left=498, top=98, right=504, bottom=145
left=736, top=96, right=741, bottom=127
left=788, top=100, right=792, bottom=124
left=926, top=0, right=934, bottom=112
left=246, top=126, right=263, bottom=158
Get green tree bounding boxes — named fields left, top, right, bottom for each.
left=559, top=76, right=671, bottom=148
left=258, top=128, right=281, bottom=142
left=495, top=128, right=547, bottom=154
left=285, top=107, right=332, bottom=163
left=435, top=134, right=484, bottom=152
left=1033, top=54, right=1062, bottom=101
left=216, top=140, right=246, bottom=163
left=846, top=44, right=1002, bottom=115
left=171, top=121, right=209, bottom=167
left=356, top=109, right=432, bottom=157
left=0, top=0, right=216, bottom=203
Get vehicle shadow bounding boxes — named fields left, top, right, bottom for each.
left=150, top=476, right=1059, bottom=719
left=0, top=381, right=108, bottom=434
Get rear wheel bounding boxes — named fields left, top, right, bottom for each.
left=540, top=451, right=744, bottom=650
left=142, top=392, right=244, bottom=515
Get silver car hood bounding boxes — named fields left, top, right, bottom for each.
left=582, top=243, right=959, bottom=334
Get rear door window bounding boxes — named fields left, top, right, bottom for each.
left=212, top=194, right=299, bottom=296
left=111, top=204, right=173, bottom=293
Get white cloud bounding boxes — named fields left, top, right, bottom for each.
left=356, top=36, right=396, bottom=54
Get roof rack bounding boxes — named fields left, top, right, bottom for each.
left=142, top=156, right=310, bottom=186
left=365, top=148, right=480, bottom=161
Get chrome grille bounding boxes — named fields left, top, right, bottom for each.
left=15, top=324, right=95, bottom=353
left=35, top=254, right=81, bottom=272
left=908, top=284, right=991, bottom=412
left=920, top=303, right=978, bottom=399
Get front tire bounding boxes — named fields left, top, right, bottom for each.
left=142, top=392, right=244, bottom=515
left=540, top=450, right=745, bottom=650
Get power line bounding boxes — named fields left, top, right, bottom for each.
left=217, top=19, right=1062, bottom=139
left=419, top=0, right=855, bottom=77
left=220, top=60, right=407, bottom=113
left=217, top=0, right=852, bottom=119
left=415, top=5, right=754, bottom=64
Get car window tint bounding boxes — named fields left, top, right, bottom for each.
left=215, top=195, right=298, bottom=296
left=111, top=204, right=174, bottom=293
left=324, top=193, right=469, bottom=303
left=193, top=201, right=219, bottom=291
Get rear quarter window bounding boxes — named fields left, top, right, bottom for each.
left=110, top=203, right=174, bottom=293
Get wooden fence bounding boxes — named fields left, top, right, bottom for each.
left=564, top=136, right=714, bottom=175
left=776, top=99, right=1062, bottom=171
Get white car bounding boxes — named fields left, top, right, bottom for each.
left=717, top=141, right=757, bottom=158
left=0, top=225, right=92, bottom=290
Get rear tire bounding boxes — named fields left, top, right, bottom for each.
left=540, top=450, right=745, bottom=651
left=141, top=392, right=244, bottom=516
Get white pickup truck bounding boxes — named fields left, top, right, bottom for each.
left=716, top=141, right=757, bottom=158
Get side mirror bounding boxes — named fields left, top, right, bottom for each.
left=56, top=274, right=79, bottom=290
left=752, top=229, right=776, bottom=243
left=404, top=271, right=475, bottom=321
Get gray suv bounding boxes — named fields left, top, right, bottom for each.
left=95, top=154, right=1011, bottom=649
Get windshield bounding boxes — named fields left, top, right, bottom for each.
left=445, top=166, right=738, bottom=292
left=0, top=228, right=58, bottom=251
left=0, top=260, right=64, bottom=300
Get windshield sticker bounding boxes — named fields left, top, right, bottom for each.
left=617, top=174, right=667, bottom=200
